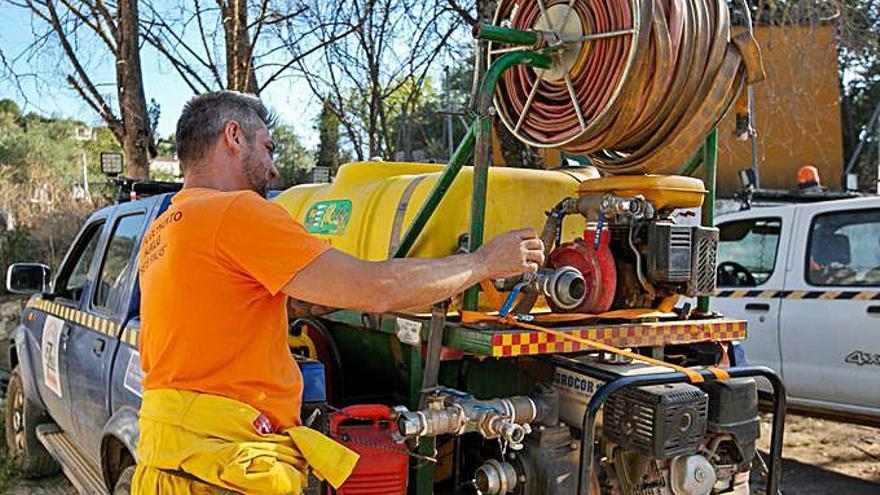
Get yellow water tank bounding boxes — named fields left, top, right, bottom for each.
left=273, top=161, right=587, bottom=261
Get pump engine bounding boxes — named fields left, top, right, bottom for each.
left=510, top=175, right=720, bottom=314
left=393, top=356, right=759, bottom=495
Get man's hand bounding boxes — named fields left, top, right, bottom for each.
left=476, top=228, right=545, bottom=279
left=283, top=228, right=545, bottom=313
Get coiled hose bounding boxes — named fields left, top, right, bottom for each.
left=489, top=0, right=764, bottom=174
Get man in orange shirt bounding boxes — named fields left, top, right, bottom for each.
left=133, top=91, right=545, bottom=493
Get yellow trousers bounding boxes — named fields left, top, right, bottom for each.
left=131, top=389, right=358, bottom=495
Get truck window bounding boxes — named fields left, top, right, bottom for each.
left=807, top=208, right=880, bottom=286
left=93, top=214, right=145, bottom=314
left=57, top=221, right=105, bottom=302
left=717, top=217, right=781, bottom=287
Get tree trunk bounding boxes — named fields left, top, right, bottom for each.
left=223, top=0, right=259, bottom=94
left=117, top=0, right=152, bottom=179
left=477, top=0, right=496, bottom=23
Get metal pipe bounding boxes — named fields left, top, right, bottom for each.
left=397, top=47, right=550, bottom=314
left=540, top=198, right=578, bottom=257
left=478, top=24, right=541, bottom=46
left=748, top=87, right=760, bottom=189
left=392, top=123, right=476, bottom=259
left=697, top=129, right=718, bottom=313
left=677, top=147, right=704, bottom=176
left=419, top=302, right=449, bottom=409
left=445, top=65, right=455, bottom=161
left=559, top=29, right=637, bottom=43
left=398, top=393, right=539, bottom=440
left=733, top=0, right=761, bottom=189
left=463, top=49, right=552, bottom=310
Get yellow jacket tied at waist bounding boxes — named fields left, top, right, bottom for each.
left=132, top=389, right=358, bottom=494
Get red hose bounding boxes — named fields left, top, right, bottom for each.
left=490, top=0, right=761, bottom=175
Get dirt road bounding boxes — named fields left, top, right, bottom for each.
left=754, top=413, right=880, bottom=494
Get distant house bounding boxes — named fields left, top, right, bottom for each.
left=149, top=156, right=181, bottom=179
left=73, top=125, right=94, bottom=142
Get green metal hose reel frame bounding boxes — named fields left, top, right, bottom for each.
left=361, top=24, right=722, bottom=494
left=392, top=24, right=720, bottom=313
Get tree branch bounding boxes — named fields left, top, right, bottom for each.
left=446, top=0, right=477, bottom=27
left=58, top=0, right=117, bottom=54
left=142, top=31, right=212, bottom=93
left=258, top=22, right=359, bottom=93
left=94, top=0, right=118, bottom=41
left=193, top=0, right=225, bottom=88
left=41, top=0, right=118, bottom=126
left=67, top=74, right=121, bottom=138
left=247, top=0, right=273, bottom=49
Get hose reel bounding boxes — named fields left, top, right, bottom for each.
left=488, top=0, right=764, bottom=175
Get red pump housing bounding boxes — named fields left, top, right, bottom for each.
left=547, top=228, right=617, bottom=313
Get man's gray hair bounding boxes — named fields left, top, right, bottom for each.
left=176, top=90, right=275, bottom=171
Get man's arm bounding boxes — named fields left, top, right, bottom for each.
left=281, top=229, right=544, bottom=313
left=287, top=298, right=337, bottom=318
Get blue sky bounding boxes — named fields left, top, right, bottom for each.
left=0, top=4, right=321, bottom=147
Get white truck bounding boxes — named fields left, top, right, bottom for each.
left=713, top=195, right=880, bottom=423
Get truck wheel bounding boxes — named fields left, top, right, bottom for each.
left=113, top=465, right=135, bottom=494
left=4, top=365, right=60, bottom=478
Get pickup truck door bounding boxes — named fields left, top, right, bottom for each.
left=779, top=202, right=880, bottom=413
left=33, top=217, right=109, bottom=437
left=64, top=204, right=148, bottom=459
left=713, top=209, right=793, bottom=379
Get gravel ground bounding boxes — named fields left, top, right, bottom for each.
left=753, top=413, right=880, bottom=495
left=3, top=477, right=76, bottom=495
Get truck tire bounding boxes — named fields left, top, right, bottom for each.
left=4, top=365, right=60, bottom=478
left=113, top=465, right=135, bottom=494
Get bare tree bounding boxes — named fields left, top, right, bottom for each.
left=292, top=0, right=464, bottom=161
left=7, top=0, right=154, bottom=179
left=748, top=0, right=879, bottom=190
left=139, top=0, right=358, bottom=95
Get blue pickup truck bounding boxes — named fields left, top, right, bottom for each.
left=4, top=188, right=326, bottom=494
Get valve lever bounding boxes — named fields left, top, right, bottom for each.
left=594, top=210, right=605, bottom=250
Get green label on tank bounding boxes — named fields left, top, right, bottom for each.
left=304, top=200, right=352, bottom=235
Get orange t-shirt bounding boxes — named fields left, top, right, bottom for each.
left=138, top=188, right=330, bottom=428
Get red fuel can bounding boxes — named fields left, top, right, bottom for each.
left=329, top=404, right=409, bottom=495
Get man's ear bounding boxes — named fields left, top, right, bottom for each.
left=223, top=120, right=244, bottom=154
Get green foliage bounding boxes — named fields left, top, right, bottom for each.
left=316, top=99, right=341, bottom=174
left=0, top=98, right=105, bottom=293
left=835, top=0, right=880, bottom=190
left=156, top=134, right=176, bottom=157
left=148, top=98, right=161, bottom=137
left=1, top=118, right=73, bottom=172
left=0, top=99, right=21, bottom=121
left=272, top=125, right=315, bottom=189
left=0, top=228, right=34, bottom=267
left=380, top=63, right=474, bottom=162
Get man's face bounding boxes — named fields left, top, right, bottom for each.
left=241, top=124, right=279, bottom=197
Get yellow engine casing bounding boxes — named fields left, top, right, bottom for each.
left=273, top=161, right=587, bottom=261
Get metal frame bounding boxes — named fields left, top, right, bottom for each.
left=487, top=0, right=644, bottom=149
left=395, top=23, right=724, bottom=313
left=549, top=356, right=786, bottom=495
left=392, top=25, right=551, bottom=313
left=382, top=23, right=784, bottom=495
